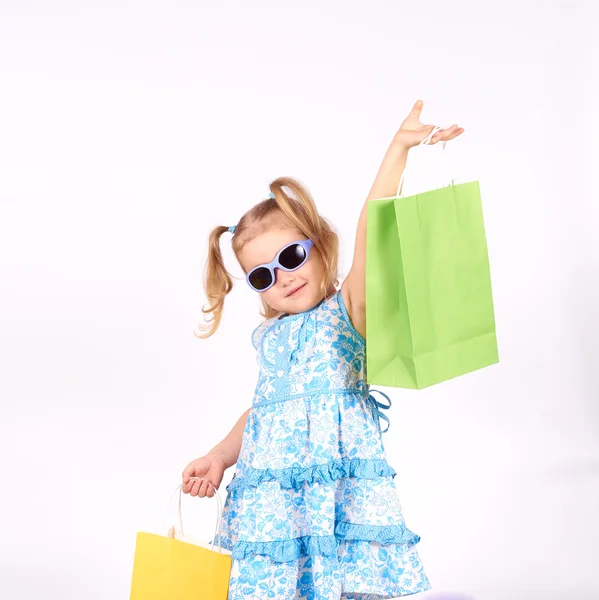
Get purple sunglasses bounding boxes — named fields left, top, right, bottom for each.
left=246, top=239, right=314, bottom=292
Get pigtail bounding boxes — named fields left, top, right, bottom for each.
left=196, top=225, right=234, bottom=338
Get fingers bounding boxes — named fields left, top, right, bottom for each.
left=182, top=467, right=192, bottom=485
left=431, top=124, right=464, bottom=144
left=181, top=472, right=199, bottom=493
left=198, top=479, right=215, bottom=498
left=182, top=459, right=208, bottom=485
left=181, top=456, right=223, bottom=498
left=408, top=99, right=424, bottom=120
left=189, top=478, right=203, bottom=497
left=182, top=477, right=216, bottom=498
left=205, top=481, right=216, bottom=498
left=182, top=462, right=199, bottom=484
left=449, top=127, right=465, bottom=140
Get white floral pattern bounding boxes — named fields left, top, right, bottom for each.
left=218, top=291, right=431, bottom=598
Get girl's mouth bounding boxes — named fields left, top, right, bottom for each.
left=287, top=283, right=307, bottom=297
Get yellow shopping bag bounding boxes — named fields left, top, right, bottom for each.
left=130, top=480, right=232, bottom=600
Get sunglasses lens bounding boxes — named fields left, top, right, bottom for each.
left=248, top=267, right=273, bottom=291
left=279, top=244, right=307, bottom=270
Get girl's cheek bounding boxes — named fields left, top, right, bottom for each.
left=297, top=263, right=313, bottom=280
left=263, top=289, right=280, bottom=305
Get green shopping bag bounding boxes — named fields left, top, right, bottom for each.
left=366, top=132, right=498, bottom=389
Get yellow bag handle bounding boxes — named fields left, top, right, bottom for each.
left=167, top=477, right=226, bottom=554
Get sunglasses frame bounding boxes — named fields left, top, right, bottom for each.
left=245, top=239, right=314, bottom=293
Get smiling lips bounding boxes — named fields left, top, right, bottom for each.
left=287, top=283, right=307, bottom=297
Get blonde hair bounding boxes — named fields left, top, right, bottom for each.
left=196, top=176, right=339, bottom=338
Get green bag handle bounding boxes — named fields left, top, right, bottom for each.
left=397, top=125, right=454, bottom=197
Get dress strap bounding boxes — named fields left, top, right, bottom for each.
left=367, top=389, right=392, bottom=434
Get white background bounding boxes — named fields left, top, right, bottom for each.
left=1, top=1, right=598, bottom=599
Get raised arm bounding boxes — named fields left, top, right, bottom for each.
left=340, top=100, right=463, bottom=339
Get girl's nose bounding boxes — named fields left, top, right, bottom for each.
left=275, top=268, right=295, bottom=286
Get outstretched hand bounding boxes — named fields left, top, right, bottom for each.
left=393, top=100, right=464, bottom=149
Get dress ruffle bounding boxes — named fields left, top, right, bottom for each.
left=227, top=457, right=396, bottom=492
left=219, top=469, right=422, bottom=566
left=334, top=521, right=420, bottom=546
left=232, top=535, right=337, bottom=561
left=230, top=521, right=420, bottom=561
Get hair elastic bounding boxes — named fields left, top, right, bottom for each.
left=268, top=192, right=275, bottom=199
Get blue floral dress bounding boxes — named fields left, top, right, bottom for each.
left=219, top=290, right=431, bottom=599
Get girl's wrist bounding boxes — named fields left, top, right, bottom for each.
left=390, top=138, right=410, bottom=154
left=207, top=449, right=234, bottom=469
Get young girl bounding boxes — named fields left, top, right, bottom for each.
left=182, top=100, right=464, bottom=599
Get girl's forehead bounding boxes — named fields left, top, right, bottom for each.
left=240, top=228, right=303, bottom=270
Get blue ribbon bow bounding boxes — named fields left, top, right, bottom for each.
left=366, top=389, right=392, bottom=433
